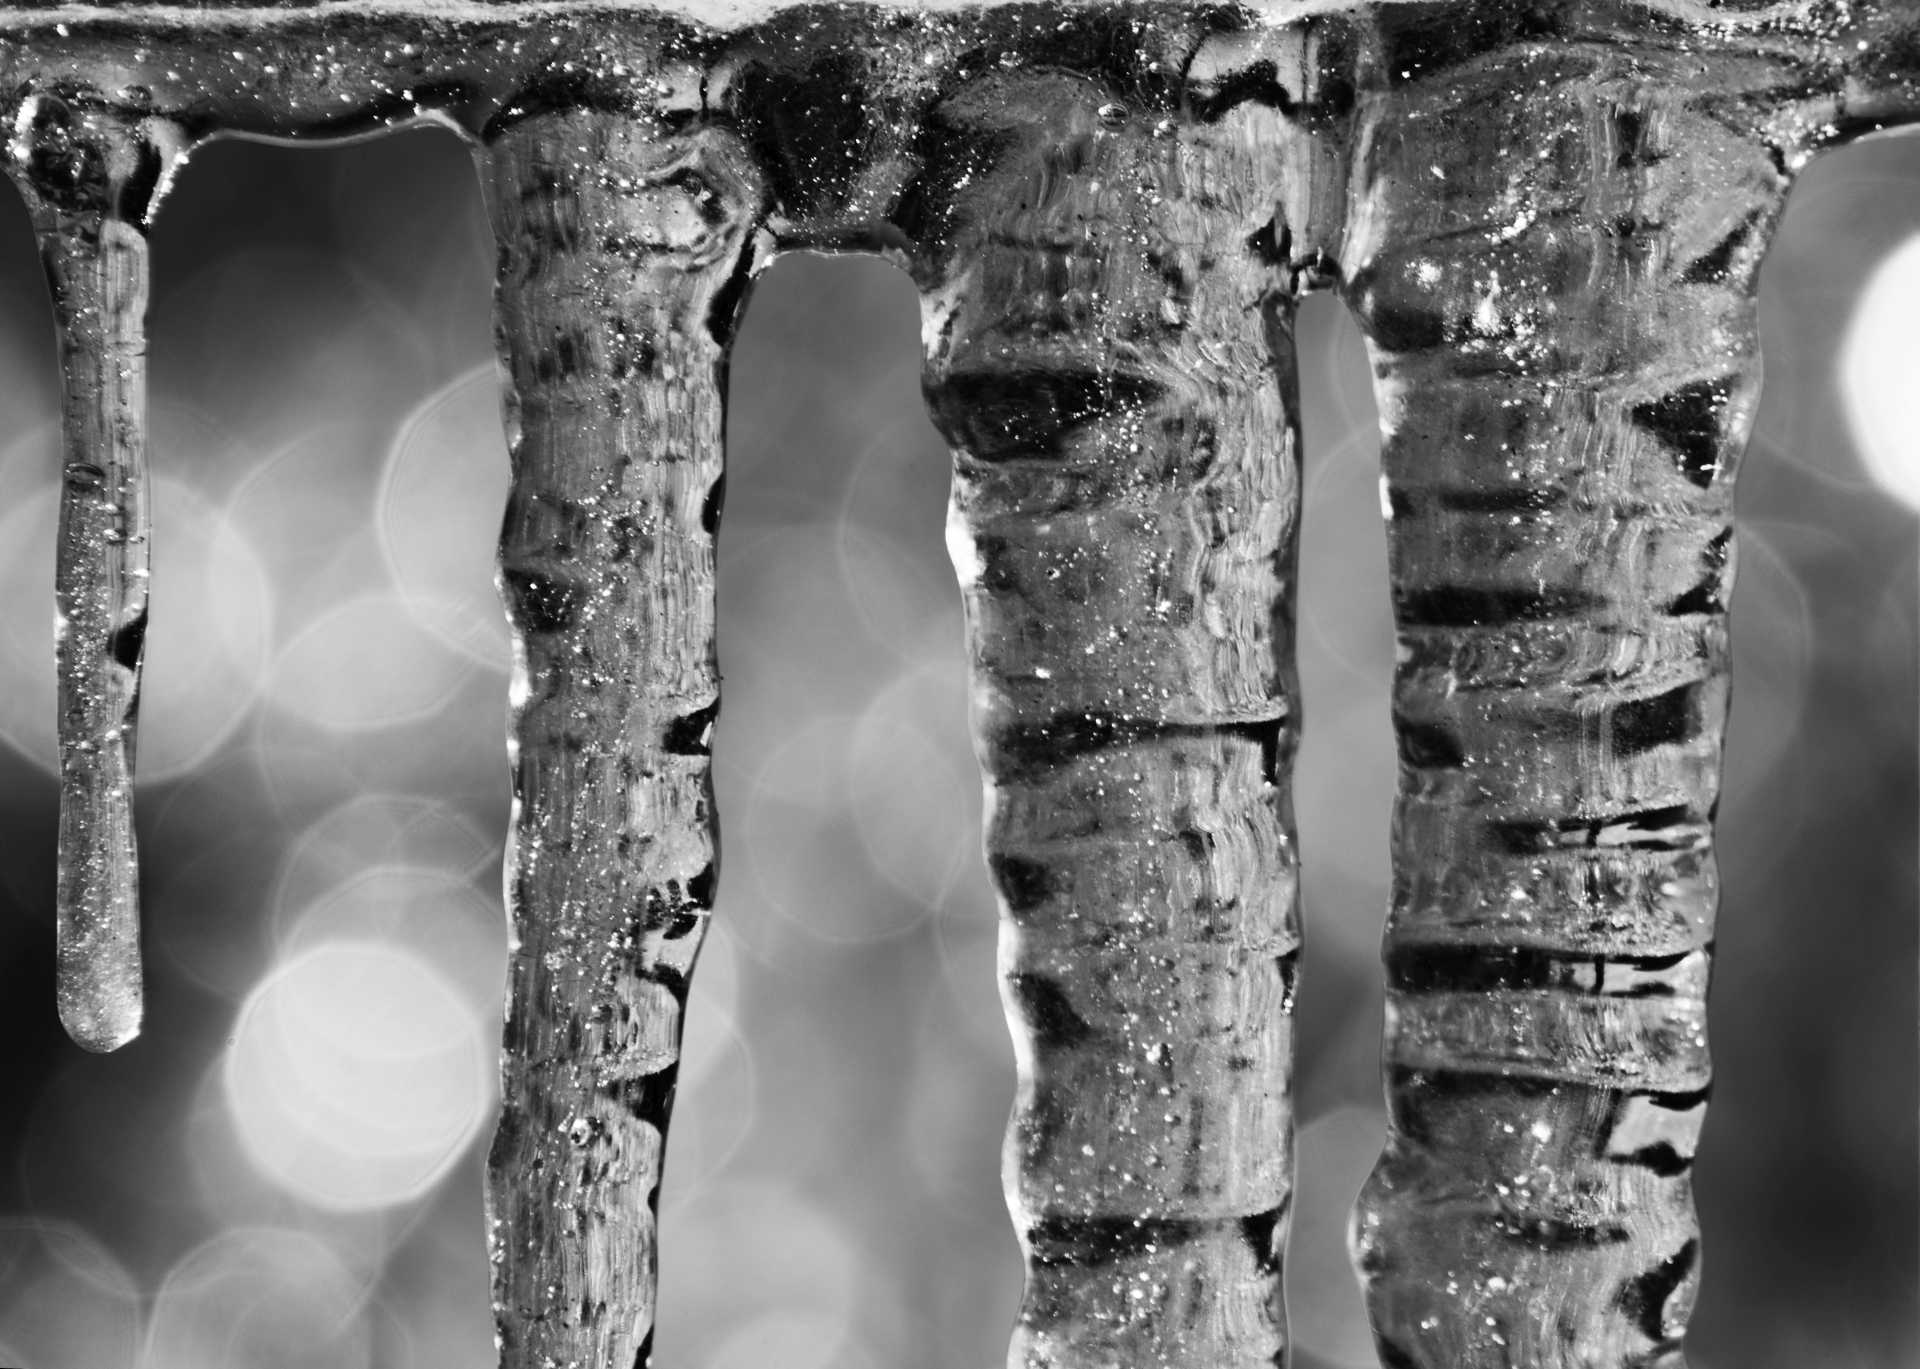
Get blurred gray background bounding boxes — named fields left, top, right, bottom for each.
left=0, top=121, right=1908, bottom=1368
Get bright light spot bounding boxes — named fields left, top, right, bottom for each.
left=277, top=865, right=505, bottom=1024
left=268, top=591, right=474, bottom=733
left=0, top=462, right=273, bottom=781
left=1842, top=233, right=1920, bottom=510
left=143, top=1227, right=372, bottom=1369
left=224, top=942, right=491, bottom=1212
left=379, top=365, right=512, bottom=672
left=0, top=1218, right=139, bottom=1369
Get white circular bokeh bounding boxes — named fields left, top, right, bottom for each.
left=268, top=591, right=477, bottom=734
left=0, top=1219, right=139, bottom=1369
left=224, top=941, right=492, bottom=1212
left=143, top=1227, right=373, bottom=1369
left=1842, top=233, right=1920, bottom=511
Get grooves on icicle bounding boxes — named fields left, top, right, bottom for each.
left=908, top=55, right=1310, bottom=1366
left=6, top=87, right=184, bottom=1054
left=1336, top=13, right=1804, bottom=1367
left=481, top=96, right=761, bottom=1368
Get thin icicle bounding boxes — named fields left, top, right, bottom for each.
left=911, top=64, right=1304, bottom=1365
left=7, top=92, right=183, bottom=1053
left=1337, top=17, right=1809, bottom=1367
left=479, top=98, right=762, bottom=1367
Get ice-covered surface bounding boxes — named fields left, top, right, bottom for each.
left=2, top=0, right=1917, bottom=1365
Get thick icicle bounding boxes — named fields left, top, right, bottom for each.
left=1341, top=22, right=1800, bottom=1368
left=912, top=71, right=1302, bottom=1366
left=480, top=102, right=761, bottom=1366
left=7, top=92, right=183, bottom=1053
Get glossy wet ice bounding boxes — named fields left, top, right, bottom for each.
left=0, top=1, right=1915, bottom=1365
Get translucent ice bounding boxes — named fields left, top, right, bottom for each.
left=7, top=92, right=185, bottom=1052
left=480, top=101, right=759, bottom=1366
left=914, top=64, right=1304, bottom=1365
left=0, top=1, right=1916, bottom=1365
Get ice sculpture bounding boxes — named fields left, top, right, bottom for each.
left=0, top=1, right=1914, bottom=1366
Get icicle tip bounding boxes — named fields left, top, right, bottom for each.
left=58, top=972, right=142, bottom=1053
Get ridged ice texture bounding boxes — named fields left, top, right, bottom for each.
left=1, top=1, right=1919, bottom=1364
left=481, top=105, right=759, bottom=1367
left=6, top=94, right=182, bottom=1053
left=913, top=68, right=1303, bottom=1367
left=1338, top=13, right=1803, bottom=1367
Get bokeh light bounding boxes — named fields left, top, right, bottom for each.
left=1842, top=232, right=1920, bottom=511
left=657, top=1180, right=862, bottom=1366
left=0, top=1219, right=140, bottom=1369
left=143, top=1227, right=374, bottom=1369
left=269, top=591, right=477, bottom=734
left=223, top=942, right=492, bottom=1212
left=848, top=659, right=978, bottom=910
left=706, top=1310, right=869, bottom=1369
left=274, top=793, right=498, bottom=915
left=276, top=865, right=505, bottom=1024
left=227, top=424, right=397, bottom=636
left=379, top=363, right=513, bottom=671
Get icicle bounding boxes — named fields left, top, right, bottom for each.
left=478, top=98, right=762, bottom=1367
left=6, top=91, right=184, bottom=1053
left=1339, top=24, right=1804, bottom=1367
left=911, top=68, right=1302, bottom=1364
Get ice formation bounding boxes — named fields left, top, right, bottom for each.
left=0, top=1, right=1913, bottom=1364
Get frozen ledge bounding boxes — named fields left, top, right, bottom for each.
left=0, top=0, right=1908, bottom=206
left=0, top=0, right=1868, bottom=29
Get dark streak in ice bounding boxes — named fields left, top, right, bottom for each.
left=914, top=53, right=1305, bottom=1366
left=1344, top=10, right=1806, bottom=1360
